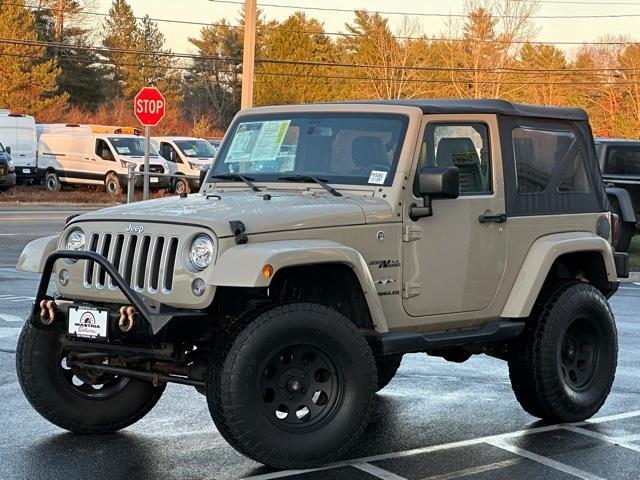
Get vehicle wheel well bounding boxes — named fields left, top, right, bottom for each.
left=268, top=264, right=374, bottom=330
left=542, top=251, right=611, bottom=296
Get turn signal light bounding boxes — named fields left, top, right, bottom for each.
left=262, top=264, right=274, bottom=279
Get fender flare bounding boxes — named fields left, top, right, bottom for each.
left=606, top=187, right=636, bottom=223
left=206, top=239, right=389, bottom=332
left=16, top=235, right=59, bottom=273
left=501, top=232, right=617, bottom=318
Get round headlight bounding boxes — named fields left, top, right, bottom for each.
left=189, top=235, right=214, bottom=270
left=66, top=229, right=85, bottom=251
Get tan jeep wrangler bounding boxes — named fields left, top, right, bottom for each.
left=16, top=99, right=628, bottom=469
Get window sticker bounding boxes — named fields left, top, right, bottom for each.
left=184, top=148, right=197, bottom=156
left=225, top=120, right=291, bottom=163
left=368, top=170, right=387, bottom=185
left=115, top=146, right=130, bottom=154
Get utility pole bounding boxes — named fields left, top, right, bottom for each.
left=241, top=0, right=257, bottom=109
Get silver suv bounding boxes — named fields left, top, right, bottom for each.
left=16, top=100, right=628, bottom=469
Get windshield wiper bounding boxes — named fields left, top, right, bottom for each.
left=211, top=174, right=261, bottom=192
left=277, top=175, right=342, bottom=197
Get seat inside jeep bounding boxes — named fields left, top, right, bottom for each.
left=434, top=137, right=483, bottom=193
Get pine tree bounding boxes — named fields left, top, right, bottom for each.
left=102, top=0, right=140, bottom=98
left=0, top=0, right=68, bottom=118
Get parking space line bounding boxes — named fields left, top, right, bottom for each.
left=561, top=426, right=640, bottom=454
left=244, top=410, right=640, bottom=480
left=418, top=458, right=520, bottom=480
left=486, top=440, right=607, bottom=480
left=353, top=462, right=408, bottom=480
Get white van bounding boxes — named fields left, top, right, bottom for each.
left=151, top=136, right=216, bottom=194
left=37, top=124, right=171, bottom=194
left=0, top=109, right=37, bottom=183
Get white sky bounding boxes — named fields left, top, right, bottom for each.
left=95, top=0, right=640, bottom=58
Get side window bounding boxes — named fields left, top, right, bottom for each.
left=419, top=123, right=491, bottom=195
left=604, top=146, right=640, bottom=176
left=161, top=143, right=179, bottom=163
left=95, top=139, right=114, bottom=161
left=513, top=127, right=589, bottom=194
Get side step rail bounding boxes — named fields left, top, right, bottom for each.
left=366, top=320, right=525, bottom=356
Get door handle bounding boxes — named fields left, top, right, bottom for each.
left=479, top=213, right=507, bottom=224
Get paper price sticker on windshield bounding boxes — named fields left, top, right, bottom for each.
left=368, top=170, right=387, bottom=185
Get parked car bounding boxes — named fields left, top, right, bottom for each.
left=594, top=138, right=640, bottom=251
left=16, top=99, right=626, bottom=469
left=152, top=136, right=216, bottom=194
left=0, top=141, right=16, bottom=191
left=0, top=110, right=37, bottom=184
left=36, top=124, right=171, bottom=194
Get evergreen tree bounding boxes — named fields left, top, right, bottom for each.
left=102, top=0, right=140, bottom=98
left=0, top=0, right=68, bottom=118
left=255, top=13, right=339, bottom=106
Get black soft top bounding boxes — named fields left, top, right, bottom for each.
left=347, top=99, right=588, bottom=121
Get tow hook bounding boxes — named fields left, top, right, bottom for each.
left=118, top=306, right=136, bottom=332
left=39, top=300, right=56, bottom=325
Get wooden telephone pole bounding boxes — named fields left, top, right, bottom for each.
left=241, top=0, right=257, bottom=109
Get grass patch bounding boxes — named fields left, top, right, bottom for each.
left=0, top=184, right=170, bottom=204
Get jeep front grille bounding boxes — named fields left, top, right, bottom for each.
left=84, top=232, right=179, bottom=294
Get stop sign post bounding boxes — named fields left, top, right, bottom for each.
left=134, top=87, right=165, bottom=200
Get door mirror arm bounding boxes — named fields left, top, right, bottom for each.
left=409, top=166, right=459, bottom=221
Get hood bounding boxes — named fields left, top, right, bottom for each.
left=73, top=191, right=394, bottom=237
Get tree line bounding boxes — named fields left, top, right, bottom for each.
left=1, top=0, right=640, bottom=138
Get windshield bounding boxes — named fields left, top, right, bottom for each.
left=108, top=137, right=158, bottom=157
left=175, top=139, right=216, bottom=158
left=210, top=113, right=408, bottom=186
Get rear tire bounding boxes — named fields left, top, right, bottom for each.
left=508, top=282, right=617, bottom=423
left=207, top=303, right=377, bottom=469
left=16, top=321, right=165, bottom=433
left=376, top=354, right=403, bottom=391
left=105, top=172, right=122, bottom=195
left=45, top=172, right=61, bottom=192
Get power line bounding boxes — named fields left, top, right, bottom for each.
left=4, top=37, right=640, bottom=76
left=208, top=0, right=640, bottom=19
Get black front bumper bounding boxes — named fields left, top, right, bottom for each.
left=33, top=250, right=207, bottom=335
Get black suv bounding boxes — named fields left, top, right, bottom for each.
left=0, top=142, right=16, bottom=191
left=595, top=138, right=640, bottom=251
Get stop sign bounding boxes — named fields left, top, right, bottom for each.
left=134, top=87, right=165, bottom=126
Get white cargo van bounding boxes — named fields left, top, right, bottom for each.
left=151, top=136, right=216, bottom=194
left=0, top=109, right=37, bottom=183
left=37, top=124, right=170, bottom=194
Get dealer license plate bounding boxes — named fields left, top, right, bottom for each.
left=150, top=177, right=159, bottom=183
left=22, top=168, right=31, bottom=174
left=68, top=306, right=108, bottom=339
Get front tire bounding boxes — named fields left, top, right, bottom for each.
left=174, top=177, right=190, bottom=195
left=45, top=171, right=61, bottom=192
left=207, top=303, right=377, bottom=469
left=16, top=321, right=165, bottom=433
left=508, top=282, right=617, bottom=423
left=105, top=172, right=122, bottom=195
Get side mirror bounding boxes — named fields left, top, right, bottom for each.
left=410, top=166, right=459, bottom=220
left=5, top=146, right=10, bottom=154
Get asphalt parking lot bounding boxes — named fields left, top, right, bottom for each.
left=1, top=206, right=640, bottom=480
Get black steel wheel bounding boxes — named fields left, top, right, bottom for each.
left=16, top=321, right=165, bottom=433
left=259, top=344, right=343, bottom=432
left=509, top=282, right=617, bottom=422
left=208, top=303, right=377, bottom=469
